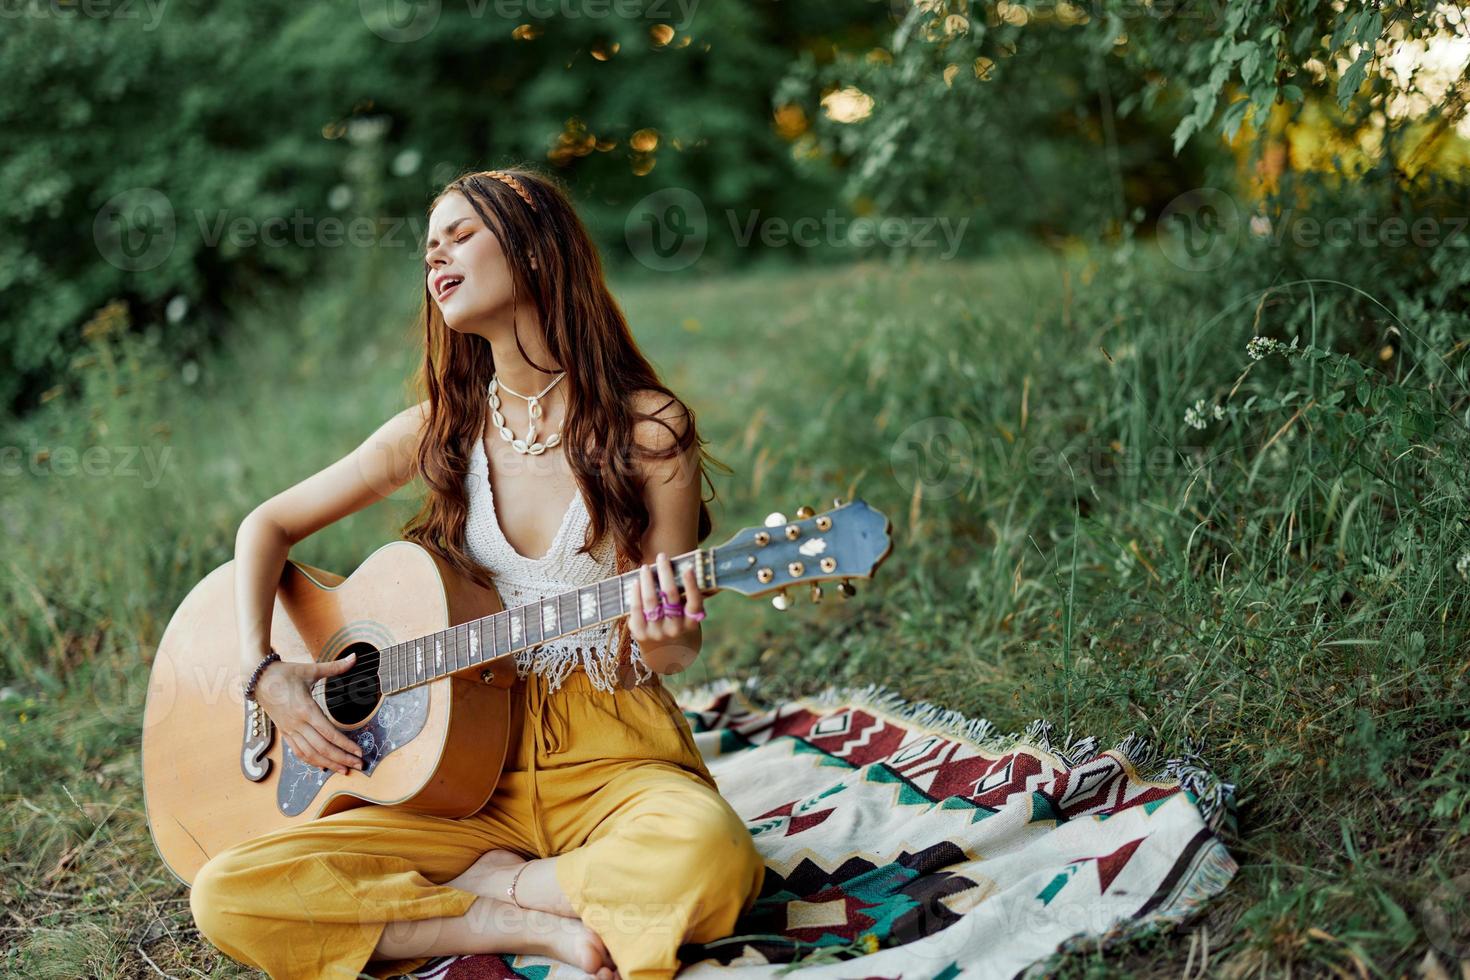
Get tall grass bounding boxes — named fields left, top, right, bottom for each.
left=1, top=233, right=1467, bottom=976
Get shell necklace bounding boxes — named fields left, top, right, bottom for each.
left=489, top=371, right=565, bottom=455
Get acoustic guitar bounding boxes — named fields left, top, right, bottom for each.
left=141, top=498, right=892, bottom=885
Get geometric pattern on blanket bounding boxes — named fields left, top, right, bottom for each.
left=406, top=676, right=1237, bottom=980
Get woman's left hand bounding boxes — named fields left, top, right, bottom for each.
left=628, top=551, right=705, bottom=673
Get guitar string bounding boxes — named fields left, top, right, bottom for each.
left=306, top=608, right=624, bottom=713
left=295, top=557, right=707, bottom=713
left=305, top=626, right=603, bottom=712
left=302, top=590, right=674, bottom=713
left=256, top=513, right=857, bottom=719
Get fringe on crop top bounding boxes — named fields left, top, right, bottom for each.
left=463, top=433, right=651, bottom=694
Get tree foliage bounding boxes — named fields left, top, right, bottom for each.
left=0, top=0, right=888, bottom=412
left=781, top=0, right=1469, bottom=213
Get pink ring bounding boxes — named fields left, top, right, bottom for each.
left=644, top=605, right=664, bottom=622
left=685, top=609, right=707, bottom=622
left=661, top=601, right=685, bottom=616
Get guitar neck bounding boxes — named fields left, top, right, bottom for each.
left=375, top=548, right=714, bottom=694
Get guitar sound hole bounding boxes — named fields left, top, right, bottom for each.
left=321, top=642, right=383, bottom=726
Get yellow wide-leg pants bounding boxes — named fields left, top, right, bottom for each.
left=188, top=665, right=766, bottom=980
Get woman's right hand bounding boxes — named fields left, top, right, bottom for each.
left=252, top=652, right=365, bottom=776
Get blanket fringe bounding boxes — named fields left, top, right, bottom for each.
left=672, top=674, right=1237, bottom=837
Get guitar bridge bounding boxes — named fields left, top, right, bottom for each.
left=241, top=696, right=274, bottom=782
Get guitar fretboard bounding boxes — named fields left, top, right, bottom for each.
left=372, top=549, right=709, bottom=694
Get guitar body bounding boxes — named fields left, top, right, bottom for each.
left=141, top=540, right=520, bottom=886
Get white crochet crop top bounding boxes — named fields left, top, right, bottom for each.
left=464, top=433, right=650, bottom=694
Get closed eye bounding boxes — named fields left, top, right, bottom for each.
left=422, top=227, right=475, bottom=267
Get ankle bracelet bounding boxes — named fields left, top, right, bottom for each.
left=507, top=864, right=527, bottom=908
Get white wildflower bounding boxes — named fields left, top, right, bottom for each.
left=1247, top=335, right=1302, bottom=361
left=1457, top=552, right=1470, bottom=582
left=1184, top=399, right=1209, bottom=430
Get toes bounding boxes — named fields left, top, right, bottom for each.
left=591, top=938, right=615, bottom=978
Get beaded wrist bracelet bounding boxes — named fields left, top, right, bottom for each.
left=244, top=650, right=281, bottom=701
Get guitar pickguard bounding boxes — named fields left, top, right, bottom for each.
left=275, top=686, right=430, bottom=816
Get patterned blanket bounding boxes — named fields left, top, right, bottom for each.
left=407, top=678, right=1237, bottom=979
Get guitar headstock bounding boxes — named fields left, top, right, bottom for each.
left=708, top=498, right=893, bottom=608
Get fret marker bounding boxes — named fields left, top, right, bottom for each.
left=542, top=603, right=557, bottom=632
left=623, top=580, right=638, bottom=608
left=421, top=644, right=429, bottom=674
left=511, top=615, right=522, bottom=643
left=432, top=641, right=441, bottom=669
left=580, top=590, right=597, bottom=622
left=469, top=629, right=478, bottom=658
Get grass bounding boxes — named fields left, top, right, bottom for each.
left=2, top=234, right=1468, bottom=977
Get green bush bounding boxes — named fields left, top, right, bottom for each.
left=0, top=1, right=891, bottom=413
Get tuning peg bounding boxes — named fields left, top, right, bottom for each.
left=795, top=505, right=815, bottom=519
left=764, top=512, right=787, bottom=528
left=771, top=589, right=792, bottom=611
left=809, top=583, right=823, bottom=603
left=833, top=497, right=846, bottom=508
left=837, top=578, right=856, bottom=598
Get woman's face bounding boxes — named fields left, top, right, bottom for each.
left=424, top=191, right=515, bottom=332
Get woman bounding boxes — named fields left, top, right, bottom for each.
left=188, top=167, right=766, bottom=980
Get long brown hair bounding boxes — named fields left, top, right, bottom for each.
left=400, top=166, right=729, bottom=664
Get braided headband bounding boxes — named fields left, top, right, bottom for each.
left=485, top=170, right=537, bottom=212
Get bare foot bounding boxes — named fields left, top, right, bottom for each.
left=445, top=851, right=619, bottom=977
left=449, top=848, right=586, bottom=920
left=464, top=897, right=619, bottom=978
left=446, top=848, right=526, bottom=900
